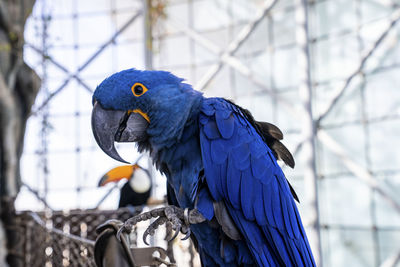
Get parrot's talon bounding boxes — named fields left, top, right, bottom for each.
left=121, top=206, right=204, bottom=244
left=143, top=232, right=150, bottom=246
left=142, top=224, right=156, bottom=245
left=115, top=219, right=136, bottom=242
left=181, top=228, right=191, bottom=241
left=169, top=226, right=181, bottom=242
left=116, top=227, right=125, bottom=242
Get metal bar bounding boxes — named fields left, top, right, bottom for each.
left=355, top=0, right=381, bottom=264
left=143, top=0, right=157, bottom=248
left=150, top=11, right=391, bottom=55
left=316, top=9, right=400, bottom=125
left=73, top=0, right=82, bottom=207
left=143, top=0, right=153, bottom=70
left=284, top=128, right=400, bottom=216
left=21, top=182, right=53, bottom=210
left=34, top=78, right=69, bottom=114
left=25, top=43, right=92, bottom=92
left=29, top=212, right=95, bottom=246
left=40, top=1, right=50, bottom=208
left=167, top=18, right=221, bottom=54
left=321, top=113, right=400, bottom=130
left=320, top=224, right=400, bottom=231
left=318, top=130, right=400, bottom=213
left=94, top=184, right=119, bottom=209
left=195, top=0, right=278, bottom=90
left=380, top=250, right=400, bottom=267
left=77, top=10, right=143, bottom=73
left=34, top=11, right=143, bottom=113
left=295, top=1, right=322, bottom=265
left=167, top=14, right=297, bottom=114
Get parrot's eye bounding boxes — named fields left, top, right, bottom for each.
left=131, top=83, right=148, bottom=97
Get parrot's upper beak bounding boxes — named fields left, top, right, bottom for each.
left=91, top=102, right=149, bottom=163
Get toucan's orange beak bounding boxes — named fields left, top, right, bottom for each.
left=98, top=164, right=140, bottom=186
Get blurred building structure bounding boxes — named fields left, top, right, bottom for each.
left=17, top=0, right=400, bottom=266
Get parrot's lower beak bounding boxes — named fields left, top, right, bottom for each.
left=91, top=102, right=149, bottom=163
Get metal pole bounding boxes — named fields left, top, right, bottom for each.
left=143, top=0, right=154, bottom=194
left=295, top=0, right=322, bottom=266
left=143, top=0, right=156, bottom=249
left=143, top=0, right=153, bottom=70
left=40, top=0, right=50, bottom=209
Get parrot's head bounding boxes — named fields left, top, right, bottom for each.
left=91, top=68, right=202, bottom=163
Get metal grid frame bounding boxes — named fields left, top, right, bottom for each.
left=20, top=0, right=400, bottom=266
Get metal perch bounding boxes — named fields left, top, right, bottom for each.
left=95, top=206, right=205, bottom=267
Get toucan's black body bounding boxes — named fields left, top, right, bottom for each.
left=118, top=181, right=151, bottom=208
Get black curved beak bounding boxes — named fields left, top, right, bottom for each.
left=91, top=102, right=149, bottom=163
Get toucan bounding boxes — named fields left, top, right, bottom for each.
left=98, top=164, right=152, bottom=208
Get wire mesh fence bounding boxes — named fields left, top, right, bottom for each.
left=12, top=208, right=198, bottom=267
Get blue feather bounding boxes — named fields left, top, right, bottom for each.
left=204, top=120, right=221, bottom=139
left=240, top=169, right=255, bottom=220
left=211, top=140, right=228, bottom=164
left=201, top=101, right=216, bottom=116
left=197, top=188, right=214, bottom=220
left=251, top=154, right=269, bottom=181
left=232, top=143, right=251, bottom=171
left=253, top=182, right=267, bottom=225
left=215, top=111, right=235, bottom=139
left=226, top=157, right=241, bottom=209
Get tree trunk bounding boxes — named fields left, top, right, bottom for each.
left=0, top=0, right=40, bottom=266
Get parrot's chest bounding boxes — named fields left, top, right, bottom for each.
left=158, top=130, right=203, bottom=209
left=167, top=159, right=202, bottom=209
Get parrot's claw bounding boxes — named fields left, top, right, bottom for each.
left=119, top=205, right=206, bottom=245
left=143, top=216, right=168, bottom=245
left=116, top=222, right=132, bottom=242
left=116, top=207, right=165, bottom=241
left=168, top=226, right=181, bottom=242
left=159, top=206, right=205, bottom=242
left=181, top=225, right=191, bottom=241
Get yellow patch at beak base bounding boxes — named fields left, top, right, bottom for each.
left=129, top=109, right=150, bottom=123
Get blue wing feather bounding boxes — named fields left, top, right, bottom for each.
left=253, top=183, right=267, bottom=225
left=240, top=168, right=255, bottom=220
left=197, top=188, right=215, bottom=220
left=199, top=97, right=316, bottom=267
left=227, top=156, right=241, bottom=209
left=204, top=120, right=221, bottom=139
left=215, top=112, right=235, bottom=139
left=211, top=140, right=228, bottom=164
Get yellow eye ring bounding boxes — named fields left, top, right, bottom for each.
left=131, top=82, right=148, bottom=97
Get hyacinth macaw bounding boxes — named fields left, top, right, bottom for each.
left=91, top=69, right=316, bottom=266
left=98, top=164, right=152, bottom=208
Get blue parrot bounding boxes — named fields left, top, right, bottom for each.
left=91, top=69, right=316, bottom=266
